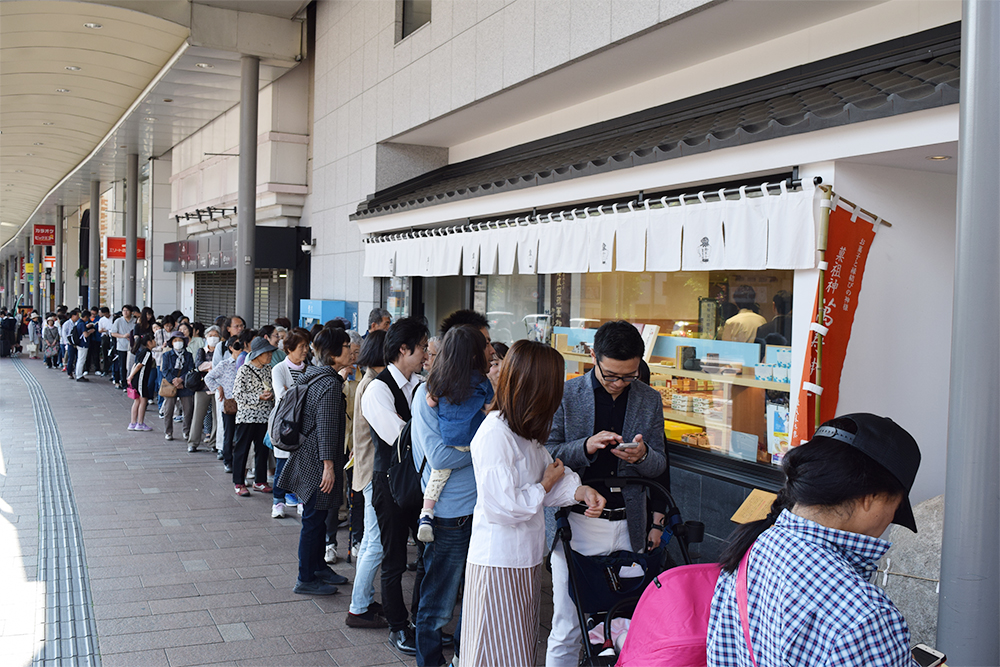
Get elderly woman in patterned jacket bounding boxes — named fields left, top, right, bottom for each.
left=231, top=336, right=277, bottom=496
left=277, top=327, right=355, bottom=596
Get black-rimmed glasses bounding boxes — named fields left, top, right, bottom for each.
left=595, top=358, right=640, bottom=384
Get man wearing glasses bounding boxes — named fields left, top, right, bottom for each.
left=545, top=320, right=668, bottom=667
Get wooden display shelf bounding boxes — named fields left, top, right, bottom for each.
left=557, top=350, right=789, bottom=392
left=647, top=362, right=790, bottom=392
left=663, top=408, right=707, bottom=427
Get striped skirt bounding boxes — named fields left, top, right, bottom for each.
left=460, top=562, right=542, bottom=667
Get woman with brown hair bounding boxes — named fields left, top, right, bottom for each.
left=460, top=340, right=606, bottom=667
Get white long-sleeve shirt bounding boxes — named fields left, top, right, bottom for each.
left=360, top=363, right=422, bottom=446
left=467, top=411, right=582, bottom=569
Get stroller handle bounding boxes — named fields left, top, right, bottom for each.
left=594, top=476, right=679, bottom=515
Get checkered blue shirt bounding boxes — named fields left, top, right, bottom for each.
left=707, top=510, right=916, bottom=667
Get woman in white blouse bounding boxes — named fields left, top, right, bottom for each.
left=461, top=340, right=605, bottom=667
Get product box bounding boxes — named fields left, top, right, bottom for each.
left=772, top=366, right=790, bottom=383
left=754, top=364, right=774, bottom=381
left=766, top=403, right=791, bottom=455
left=664, top=420, right=703, bottom=441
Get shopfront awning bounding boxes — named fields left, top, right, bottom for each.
left=363, top=179, right=817, bottom=277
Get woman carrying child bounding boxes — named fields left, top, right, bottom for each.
left=410, top=325, right=495, bottom=667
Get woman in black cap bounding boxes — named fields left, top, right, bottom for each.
left=707, top=413, right=921, bottom=667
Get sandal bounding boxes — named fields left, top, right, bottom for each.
left=234, top=484, right=251, bottom=497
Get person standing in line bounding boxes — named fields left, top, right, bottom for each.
left=325, top=329, right=364, bottom=564
left=277, top=327, right=353, bottom=595
left=707, top=414, right=922, bottom=667
left=27, top=312, right=42, bottom=359
left=345, top=329, right=389, bottom=628
left=187, top=321, right=206, bottom=356
left=361, top=317, right=429, bottom=655
left=545, top=321, right=667, bottom=667
left=462, top=340, right=606, bottom=667
left=187, top=327, right=221, bottom=453
left=43, top=316, right=60, bottom=368
left=205, top=337, right=243, bottom=473
left=73, top=309, right=97, bottom=382
left=62, top=309, right=79, bottom=377
left=160, top=332, right=196, bottom=443
left=110, top=305, right=136, bottom=390
left=754, top=289, right=793, bottom=346
left=270, top=332, right=312, bottom=518
left=213, top=315, right=246, bottom=365
left=411, top=325, right=495, bottom=667
left=127, top=333, right=158, bottom=432
left=97, top=306, right=114, bottom=376
left=364, top=308, right=392, bottom=338
left=231, top=337, right=276, bottom=496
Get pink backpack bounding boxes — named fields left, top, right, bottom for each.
left=615, top=563, right=721, bottom=667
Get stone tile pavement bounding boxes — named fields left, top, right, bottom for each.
left=0, top=356, right=554, bottom=666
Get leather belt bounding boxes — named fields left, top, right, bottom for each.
left=568, top=504, right=627, bottom=521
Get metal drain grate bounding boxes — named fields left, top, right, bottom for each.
left=13, top=357, right=101, bottom=667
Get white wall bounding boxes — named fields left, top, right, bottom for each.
left=833, top=162, right=957, bottom=506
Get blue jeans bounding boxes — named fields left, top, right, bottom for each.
left=349, top=482, right=383, bottom=615
left=415, top=514, right=472, bottom=667
left=273, top=457, right=289, bottom=503
left=298, top=492, right=328, bottom=583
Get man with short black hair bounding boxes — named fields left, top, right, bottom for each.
left=97, top=306, right=114, bottom=376
left=366, top=308, right=392, bottom=336
left=720, top=285, right=767, bottom=343
left=74, top=309, right=97, bottom=382
left=755, top=289, right=793, bottom=345
left=438, top=309, right=488, bottom=336
left=62, top=309, right=80, bottom=377
left=110, top=305, right=136, bottom=389
left=545, top=320, right=668, bottom=666
left=361, top=316, right=429, bottom=655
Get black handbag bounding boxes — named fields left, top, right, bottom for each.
left=184, top=368, right=206, bottom=391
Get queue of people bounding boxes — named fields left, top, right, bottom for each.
left=3, top=300, right=926, bottom=667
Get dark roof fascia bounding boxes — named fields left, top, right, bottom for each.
left=356, top=21, right=960, bottom=217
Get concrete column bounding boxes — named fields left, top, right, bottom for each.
left=22, top=235, right=30, bottom=308
left=89, top=180, right=101, bottom=308
left=55, top=205, right=64, bottom=307
left=937, top=1, right=1000, bottom=663
left=125, top=153, right=138, bottom=307
left=34, top=242, right=43, bottom=311
left=236, top=55, right=259, bottom=327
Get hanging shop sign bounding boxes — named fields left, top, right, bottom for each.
left=363, top=181, right=816, bottom=278
left=792, top=195, right=884, bottom=445
left=32, top=224, right=56, bottom=245
left=104, top=237, right=147, bottom=260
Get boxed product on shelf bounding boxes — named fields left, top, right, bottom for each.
left=681, top=431, right=711, bottom=449
left=755, top=364, right=774, bottom=381
left=664, top=420, right=704, bottom=441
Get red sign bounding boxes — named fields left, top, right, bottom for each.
left=105, top=237, right=147, bottom=260
left=792, top=203, right=878, bottom=445
left=33, top=224, right=56, bottom=245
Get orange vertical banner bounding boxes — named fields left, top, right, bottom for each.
left=792, top=203, right=879, bottom=445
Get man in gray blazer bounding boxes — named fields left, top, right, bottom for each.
left=545, top=321, right=668, bottom=666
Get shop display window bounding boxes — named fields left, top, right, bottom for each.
left=484, top=270, right=794, bottom=469
left=385, top=276, right=412, bottom=322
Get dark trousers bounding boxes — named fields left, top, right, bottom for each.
left=66, top=345, right=76, bottom=376
left=115, top=349, right=129, bottom=386
left=298, top=493, right=328, bottom=583
left=232, top=422, right=268, bottom=486
left=87, top=342, right=101, bottom=373
left=221, top=412, right=236, bottom=466
left=415, top=515, right=472, bottom=667
left=372, top=473, right=424, bottom=632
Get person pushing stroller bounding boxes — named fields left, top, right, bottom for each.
left=545, top=320, right=669, bottom=667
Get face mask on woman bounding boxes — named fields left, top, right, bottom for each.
left=206, top=336, right=220, bottom=348
left=172, top=341, right=184, bottom=351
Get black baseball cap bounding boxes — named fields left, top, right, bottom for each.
left=813, top=413, right=921, bottom=532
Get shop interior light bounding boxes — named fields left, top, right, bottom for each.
left=195, top=62, right=214, bottom=69
left=84, top=22, right=102, bottom=29
left=56, top=88, right=70, bottom=93
left=42, top=122, right=54, bottom=126
left=65, top=66, right=81, bottom=71
left=926, top=155, right=952, bottom=161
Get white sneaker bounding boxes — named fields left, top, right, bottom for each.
left=351, top=543, right=360, bottom=559
left=297, top=503, right=304, bottom=516
left=271, top=502, right=286, bottom=519
left=324, top=544, right=338, bottom=564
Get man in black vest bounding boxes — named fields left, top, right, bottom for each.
left=360, top=317, right=429, bottom=655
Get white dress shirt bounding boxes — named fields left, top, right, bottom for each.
left=467, top=412, right=582, bottom=569
left=60, top=319, right=75, bottom=345
left=98, top=316, right=114, bottom=334
left=360, top=362, right=422, bottom=445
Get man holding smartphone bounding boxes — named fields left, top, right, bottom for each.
left=545, top=320, right=668, bottom=666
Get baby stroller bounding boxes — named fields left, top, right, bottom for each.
left=554, top=477, right=704, bottom=666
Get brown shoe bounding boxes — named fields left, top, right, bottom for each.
left=345, top=609, right=388, bottom=629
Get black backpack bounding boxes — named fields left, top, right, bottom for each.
left=69, top=324, right=82, bottom=347
left=372, top=368, right=426, bottom=511
left=269, top=373, right=327, bottom=452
